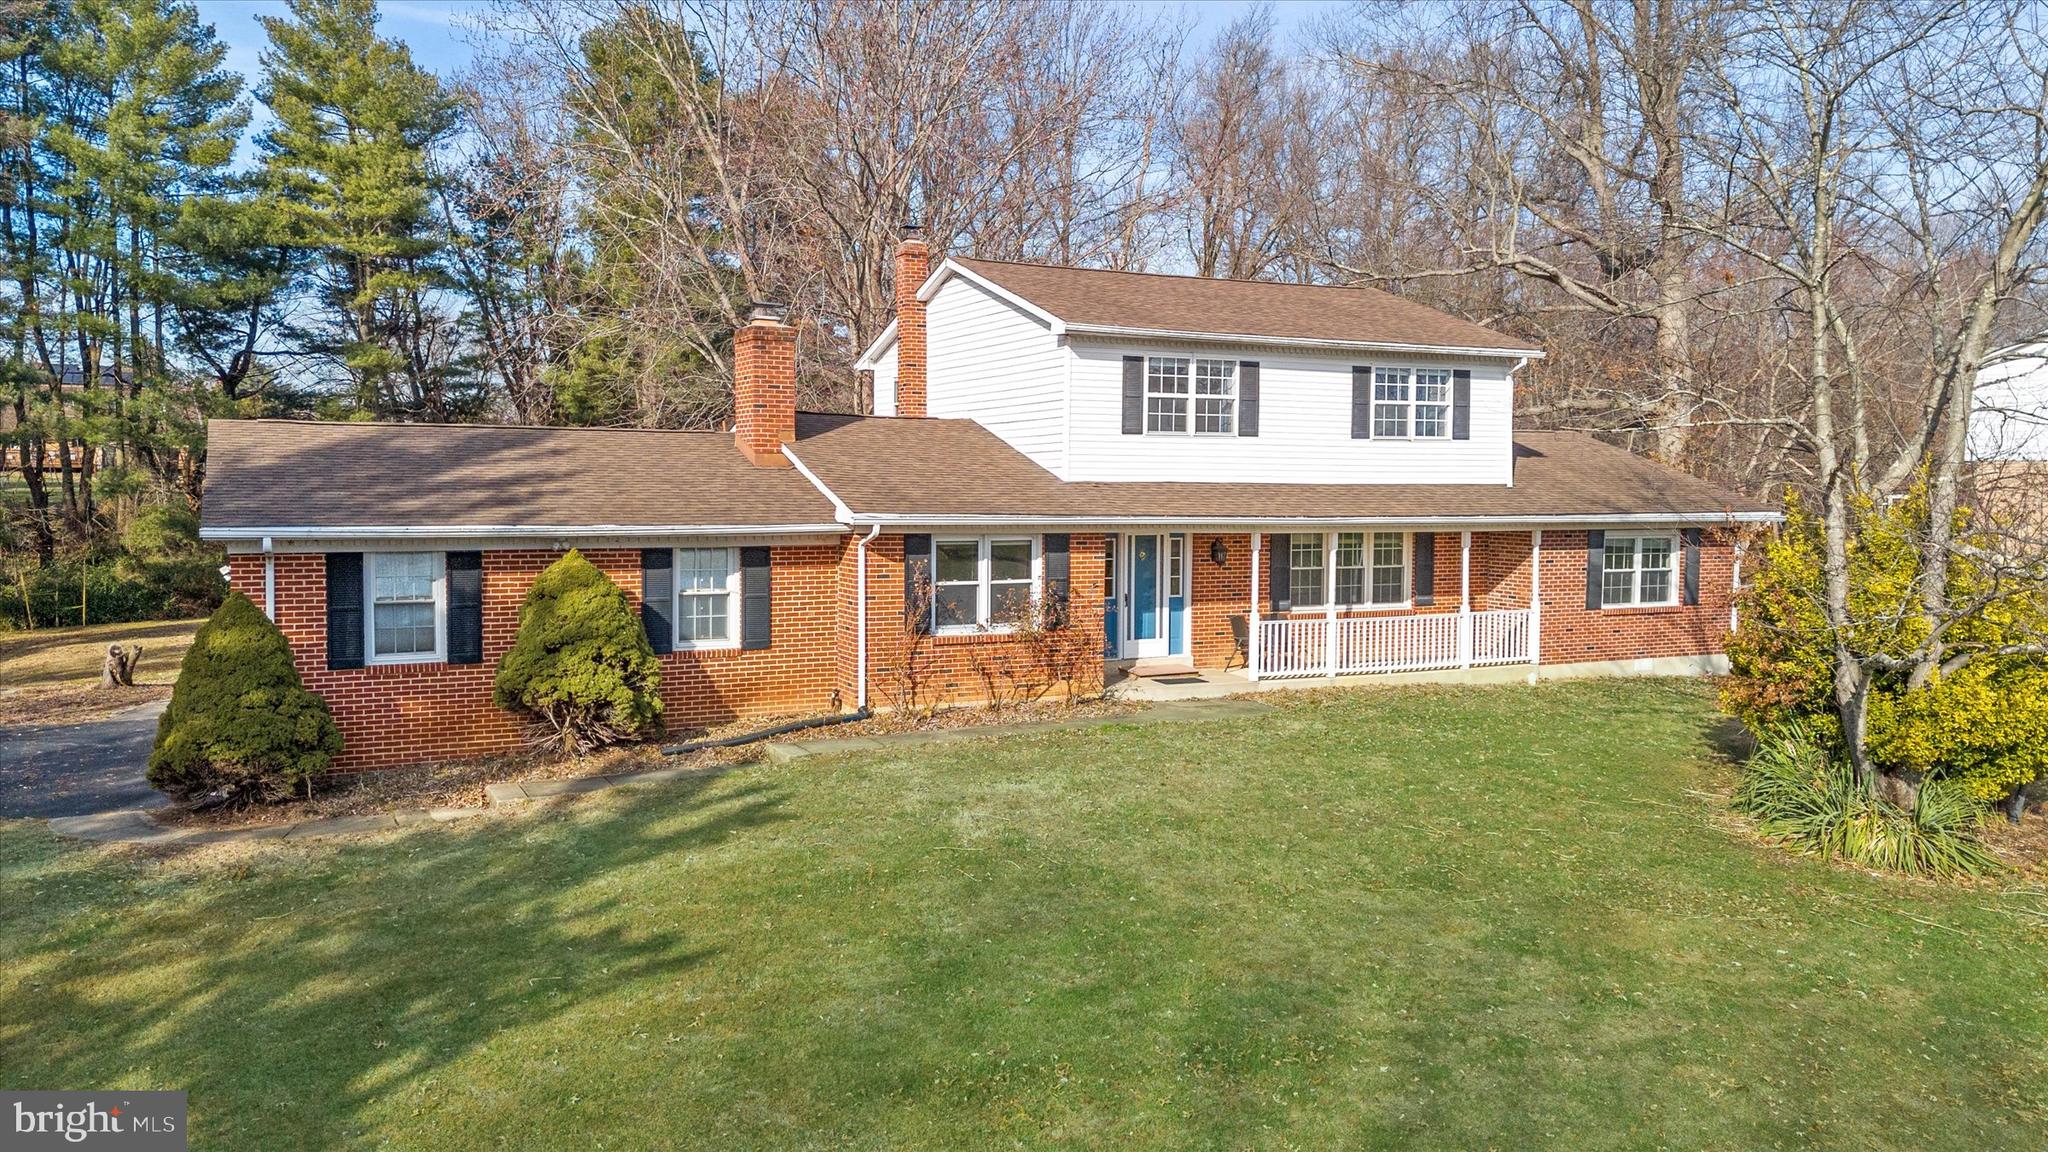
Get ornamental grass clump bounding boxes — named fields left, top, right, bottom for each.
left=1734, top=722, right=2001, bottom=880
left=148, top=590, right=342, bottom=805
left=494, top=550, right=664, bottom=754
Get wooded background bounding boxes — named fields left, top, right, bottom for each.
left=6, top=0, right=2048, bottom=589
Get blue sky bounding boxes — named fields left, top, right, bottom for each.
left=193, top=0, right=1330, bottom=92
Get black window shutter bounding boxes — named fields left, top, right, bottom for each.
left=325, top=552, right=364, bottom=670
left=1351, top=367, right=1372, bottom=438
left=1681, top=527, right=1702, bottom=606
left=1413, top=533, right=1436, bottom=606
left=1237, top=361, right=1260, bottom=437
left=1585, top=530, right=1607, bottom=611
left=740, top=546, right=772, bottom=650
left=903, top=533, right=933, bottom=633
left=641, top=548, right=673, bottom=655
left=1452, top=369, right=1472, bottom=441
left=1268, top=533, right=1292, bottom=613
left=446, top=551, right=483, bottom=664
left=1121, top=356, right=1145, bottom=435
left=1042, top=533, right=1070, bottom=626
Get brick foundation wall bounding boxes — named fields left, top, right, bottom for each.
left=230, top=543, right=845, bottom=772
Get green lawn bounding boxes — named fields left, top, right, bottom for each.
left=3, top=680, right=2044, bottom=1149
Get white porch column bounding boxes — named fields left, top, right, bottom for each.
left=1324, top=533, right=1338, bottom=678
left=1458, top=530, right=1472, bottom=668
left=1529, top=529, right=1544, bottom=668
left=1248, top=531, right=1262, bottom=681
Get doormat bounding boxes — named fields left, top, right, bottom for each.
left=1154, top=676, right=1205, bottom=685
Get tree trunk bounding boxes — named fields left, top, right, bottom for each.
left=1832, top=651, right=1875, bottom=793
left=2003, top=784, right=2029, bottom=825
left=99, top=644, right=142, bottom=689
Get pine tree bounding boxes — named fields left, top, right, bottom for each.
left=255, top=0, right=467, bottom=419
left=4, top=0, right=245, bottom=553
left=149, top=589, right=342, bottom=803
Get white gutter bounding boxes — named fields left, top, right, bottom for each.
left=781, top=446, right=855, bottom=522
left=1061, top=323, right=1544, bottom=361
left=1505, top=355, right=1532, bottom=488
left=199, top=523, right=848, bottom=542
left=835, top=511, right=1783, bottom=529
left=854, top=523, right=881, bottom=709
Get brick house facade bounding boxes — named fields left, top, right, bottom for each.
left=201, top=242, right=1774, bottom=772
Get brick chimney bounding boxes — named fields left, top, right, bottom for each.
left=895, top=223, right=929, bottom=417
left=733, top=301, right=796, bottom=467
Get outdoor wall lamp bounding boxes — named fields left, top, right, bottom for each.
left=1210, top=537, right=1229, bottom=567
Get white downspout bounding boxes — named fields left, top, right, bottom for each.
left=262, top=536, right=276, bottom=621
left=1249, top=531, right=1262, bottom=682
left=1730, top=534, right=1744, bottom=636
left=855, top=523, right=881, bottom=710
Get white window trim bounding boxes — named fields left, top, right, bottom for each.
left=931, top=536, right=1041, bottom=634
left=364, top=550, right=446, bottom=666
left=1286, top=531, right=1412, bottom=612
left=1371, top=366, right=1454, bottom=441
left=1600, top=532, right=1679, bottom=609
left=1145, top=354, right=1237, bottom=437
left=674, top=545, right=742, bottom=650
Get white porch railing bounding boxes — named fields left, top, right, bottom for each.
left=1256, top=608, right=1533, bottom=679
left=1471, top=608, right=1532, bottom=666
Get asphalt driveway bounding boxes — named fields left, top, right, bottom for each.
left=0, top=701, right=167, bottom=819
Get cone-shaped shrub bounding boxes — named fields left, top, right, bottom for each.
left=149, top=590, right=342, bottom=804
left=494, top=550, right=664, bottom=753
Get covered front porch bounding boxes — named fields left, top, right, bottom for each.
left=1101, top=527, right=1544, bottom=684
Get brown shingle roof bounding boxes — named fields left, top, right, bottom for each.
left=202, top=415, right=1774, bottom=539
left=200, top=419, right=841, bottom=535
left=790, top=414, right=1774, bottom=522
left=952, top=258, right=1541, bottom=354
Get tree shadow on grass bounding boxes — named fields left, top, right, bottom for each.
left=0, top=772, right=792, bottom=1150
left=1700, top=713, right=1754, bottom=767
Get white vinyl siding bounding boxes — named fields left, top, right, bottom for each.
left=925, top=275, right=1067, bottom=472
left=1063, top=340, right=1515, bottom=484
left=868, top=342, right=900, bottom=416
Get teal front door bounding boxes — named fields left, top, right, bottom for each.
left=1122, top=534, right=1168, bottom=658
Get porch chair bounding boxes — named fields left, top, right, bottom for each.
left=1227, top=613, right=1250, bottom=670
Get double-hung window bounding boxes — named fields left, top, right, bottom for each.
left=1372, top=367, right=1411, bottom=438
left=1373, top=366, right=1451, bottom=439
left=1601, top=534, right=1676, bottom=607
left=1147, top=356, right=1235, bottom=434
left=1288, top=532, right=1408, bottom=609
left=675, top=546, right=739, bottom=646
left=1289, top=535, right=1326, bottom=608
left=1370, top=532, right=1407, bottom=602
left=1413, top=369, right=1451, bottom=438
left=366, top=552, right=444, bottom=663
left=932, top=537, right=1039, bottom=631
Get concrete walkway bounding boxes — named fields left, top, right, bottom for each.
left=46, top=697, right=1275, bottom=846
left=0, top=699, right=168, bottom=818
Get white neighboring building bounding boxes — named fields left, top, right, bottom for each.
left=1972, top=340, right=2048, bottom=461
